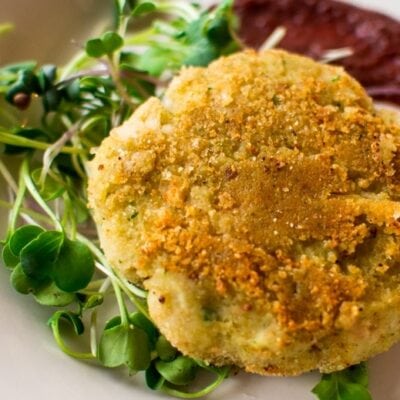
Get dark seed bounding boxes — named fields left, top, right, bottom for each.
left=158, top=295, right=165, bottom=304
left=12, top=92, right=31, bottom=110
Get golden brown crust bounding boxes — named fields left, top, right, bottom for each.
left=88, top=49, right=400, bottom=375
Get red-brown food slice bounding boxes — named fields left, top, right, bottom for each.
left=235, top=0, right=400, bottom=105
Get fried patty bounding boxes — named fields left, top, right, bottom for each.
left=88, top=49, right=400, bottom=375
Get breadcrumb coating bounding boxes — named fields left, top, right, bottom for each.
left=88, top=50, right=400, bottom=375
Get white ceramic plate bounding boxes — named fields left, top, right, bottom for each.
left=1, top=1, right=400, bottom=399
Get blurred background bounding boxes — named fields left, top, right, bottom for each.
left=0, top=0, right=110, bottom=64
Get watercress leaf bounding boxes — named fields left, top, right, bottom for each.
left=34, top=282, right=76, bottom=307
left=205, top=0, right=236, bottom=48
left=20, top=230, right=64, bottom=281
left=155, top=356, right=198, bottom=386
left=337, top=382, right=372, bottom=400
left=182, top=15, right=206, bottom=45
left=101, top=31, right=124, bottom=54
left=131, top=2, right=156, bottom=17
left=146, top=362, right=165, bottom=390
left=1, top=243, right=19, bottom=268
left=48, top=310, right=84, bottom=336
left=312, top=374, right=337, bottom=399
left=312, top=364, right=372, bottom=400
left=10, top=263, right=44, bottom=294
left=206, top=16, right=231, bottom=48
left=98, top=323, right=151, bottom=370
left=9, top=225, right=44, bottom=256
left=52, top=238, right=95, bottom=292
left=342, top=363, right=369, bottom=387
left=183, top=41, right=218, bottom=67
left=135, top=47, right=178, bottom=76
left=129, top=312, right=158, bottom=346
left=85, top=38, right=106, bottom=58
left=31, top=168, right=65, bottom=201
left=155, top=335, right=177, bottom=361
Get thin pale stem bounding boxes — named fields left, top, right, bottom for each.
left=0, top=131, right=84, bottom=155
left=22, top=159, right=63, bottom=231
left=40, top=122, right=80, bottom=185
left=0, top=157, right=18, bottom=193
left=6, top=161, right=27, bottom=239
left=161, top=367, right=230, bottom=399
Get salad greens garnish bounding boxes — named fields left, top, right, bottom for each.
left=0, top=0, right=373, bottom=399
left=312, top=363, right=372, bottom=400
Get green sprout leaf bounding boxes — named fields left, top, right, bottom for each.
left=52, top=238, right=95, bottom=292
left=9, top=225, right=44, bottom=256
left=104, top=315, right=123, bottom=330
left=183, top=41, right=218, bottom=67
left=312, top=363, right=372, bottom=400
left=10, top=263, right=43, bottom=294
left=134, top=46, right=175, bottom=76
left=129, top=312, right=158, bottom=346
left=42, top=87, right=62, bottom=112
left=1, top=243, right=19, bottom=268
left=0, top=60, right=36, bottom=75
left=34, top=282, right=76, bottom=307
left=20, top=230, right=64, bottom=281
left=146, top=362, right=165, bottom=390
left=156, top=335, right=177, bottom=361
left=85, top=38, right=106, bottom=58
left=155, top=356, right=198, bottom=386
left=98, top=323, right=151, bottom=370
left=86, top=32, right=124, bottom=58
left=37, top=64, right=57, bottom=93
left=101, top=32, right=124, bottom=54
left=132, top=2, right=157, bottom=17
left=64, top=79, right=80, bottom=101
